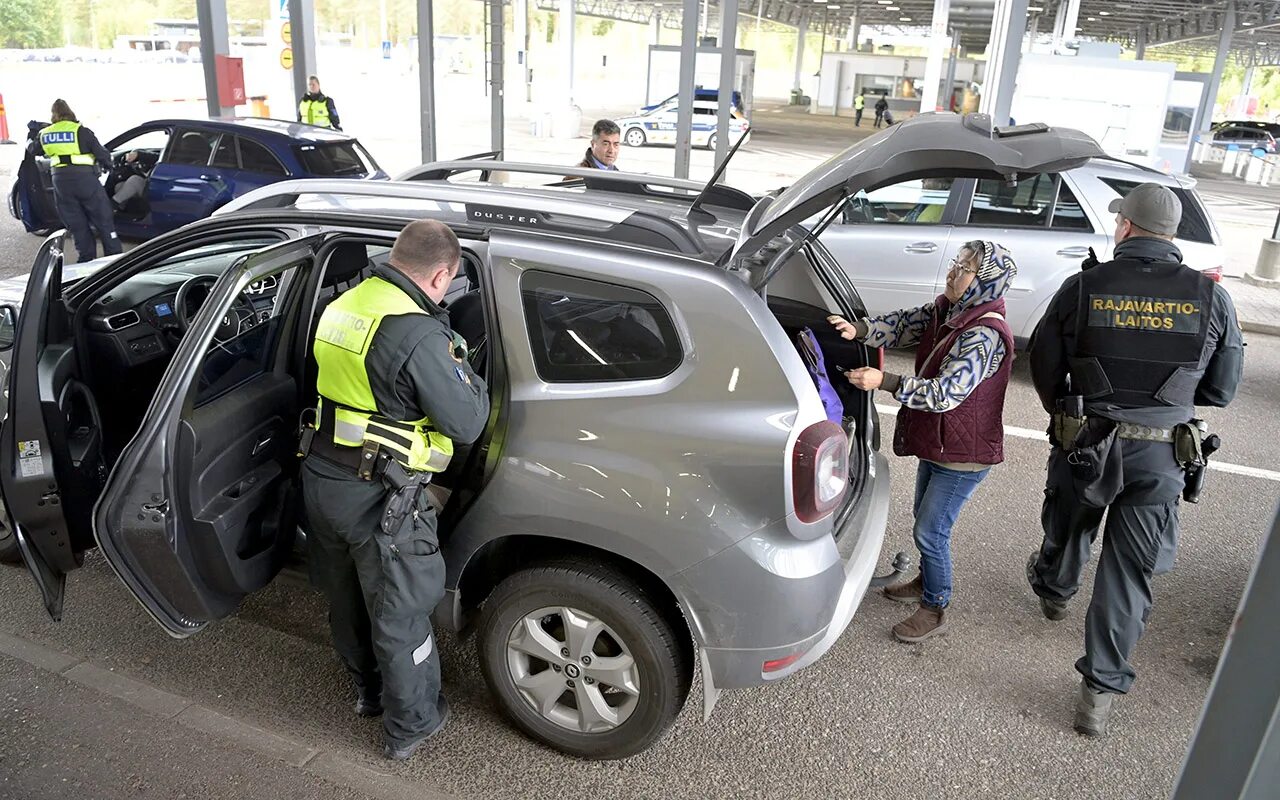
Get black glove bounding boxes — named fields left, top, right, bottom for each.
left=1081, top=247, right=1099, bottom=272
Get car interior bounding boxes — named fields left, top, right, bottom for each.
left=21, top=227, right=495, bottom=622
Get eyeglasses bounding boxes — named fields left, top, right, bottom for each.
left=947, top=258, right=979, bottom=276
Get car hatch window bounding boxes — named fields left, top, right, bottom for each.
left=294, top=142, right=370, bottom=177
left=168, top=130, right=218, bottom=166
left=521, top=271, right=682, bottom=382
left=845, top=177, right=956, bottom=225
left=1050, top=181, right=1092, bottom=232
left=969, top=173, right=1057, bottom=228
left=238, top=138, right=288, bottom=176
left=1098, top=177, right=1215, bottom=244
left=211, top=135, right=239, bottom=169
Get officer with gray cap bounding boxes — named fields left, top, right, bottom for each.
left=1025, top=182, right=1243, bottom=736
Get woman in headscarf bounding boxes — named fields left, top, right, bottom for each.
left=829, top=240, right=1018, bottom=643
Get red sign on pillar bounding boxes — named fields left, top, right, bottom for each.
left=215, top=55, right=247, bottom=109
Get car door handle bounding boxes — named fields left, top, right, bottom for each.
left=251, top=434, right=273, bottom=456
left=1056, top=246, right=1090, bottom=257
left=903, top=242, right=937, bottom=254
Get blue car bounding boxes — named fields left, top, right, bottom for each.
left=10, top=118, right=388, bottom=240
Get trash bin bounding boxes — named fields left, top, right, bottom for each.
left=790, top=88, right=803, bottom=106
left=249, top=96, right=270, bottom=117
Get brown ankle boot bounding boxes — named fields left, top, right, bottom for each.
left=882, top=573, right=923, bottom=604
left=892, top=604, right=949, bottom=643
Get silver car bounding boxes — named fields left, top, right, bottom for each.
left=820, top=158, right=1225, bottom=344
left=0, top=112, right=1103, bottom=758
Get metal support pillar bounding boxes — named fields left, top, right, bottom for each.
left=1052, top=0, right=1079, bottom=51
left=515, top=0, right=531, bottom=103
left=1171, top=507, right=1280, bottom=800
left=1198, top=2, right=1235, bottom=140
left=1243, top=65, right=1257, bottom=96
left=652, top=9, right=663, bottom=45
left=488, top=0, right=504, bottom=154
left=674, top=0, right=698, bottom=179
left=196, top=0, right=233, bottom=117
left=288, top=0, right=318, bottom=110
left=1136, top=26, right=1146, bottom=60
left=980, top=0, right=1029, bottom=126
left=793, top=13, right=808, bottom=92
left=560, top=0, right=576, bottom=108
left=920, top=0, right=951, bottom=113
left=714, top=0, right=739, bottom=175
left=417, top=0, right=439, bottom=163
left=943, top=28, right=960, bottom=113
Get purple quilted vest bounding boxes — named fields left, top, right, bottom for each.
left=892, top=295, right=1015, bottom=465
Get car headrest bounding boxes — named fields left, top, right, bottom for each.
left=323, top=242, right=371, bottom=287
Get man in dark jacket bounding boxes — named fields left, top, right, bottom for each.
left=576, top=119, right=621, bottom=170
left=874, top=93, right=889, bottom=128
left=302, top=220, right=489, bottom=760
left=299, top=75, right=341, bottom=130
left=1026, top=182, right=1243, bottom=737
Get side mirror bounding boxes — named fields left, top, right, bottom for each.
left=0, top=305, right=16, bottom=352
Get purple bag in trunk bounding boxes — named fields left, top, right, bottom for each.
left=797, top=327, right=844, bottom=424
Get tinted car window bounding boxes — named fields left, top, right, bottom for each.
left=1099, top=178, right=1214, bottom=244
left=969, top=173, right=1057, bottom=227
left=521, top=271, right=682, bottom=382
left=294, top=142, right=370, bottom=177
left=211, top=135, right=239, bottom=168
left=849, top=177, right=955, bottom=224
left=1050, top=181, right=1092, bottom=231
left=238, top=138, right=287, bottom=176
left=168, top=130, right=218, bottom=166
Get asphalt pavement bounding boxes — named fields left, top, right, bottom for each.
left=0, top=133, right=1277, bottom=800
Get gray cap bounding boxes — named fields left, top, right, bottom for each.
left=1107, top=182, right=1182, bottom=236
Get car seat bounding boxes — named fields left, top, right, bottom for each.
left=302, top=242, right=374, bottom=403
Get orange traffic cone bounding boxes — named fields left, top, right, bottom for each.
left=0, top=94, right=13, bottom=144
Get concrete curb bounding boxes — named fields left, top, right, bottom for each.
left=1241, top=320, right=1280, bottom=337
left=0, top=631, right=457, bottom=800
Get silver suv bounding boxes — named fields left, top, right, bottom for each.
left=821, top=158, right=1225, bottom=344
left=0, top=113, right=1103, bottom=758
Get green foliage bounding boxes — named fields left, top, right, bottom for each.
left=591, top=19, right=613, bottom=37
left=1, top=0, right=62, bottom=48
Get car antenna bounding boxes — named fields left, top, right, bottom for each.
left=687, top=123, right=751, bottom=227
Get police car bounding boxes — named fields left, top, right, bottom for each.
left=615, top=97, right=750, bottom=149
left=0, top=113, right=1103, bottom=759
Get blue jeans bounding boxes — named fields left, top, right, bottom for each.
left=913, top=461, right=990, bottom=609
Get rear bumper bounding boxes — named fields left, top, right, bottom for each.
left=679, top=451, right=891, bottom=694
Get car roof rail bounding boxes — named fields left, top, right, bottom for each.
left=215, top=178, right=711, bottom=256
left=395, top=159, right=758, bottom=212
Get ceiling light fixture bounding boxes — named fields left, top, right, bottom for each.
left=900, top=16, right=912, bottom=21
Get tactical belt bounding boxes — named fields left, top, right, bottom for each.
left=1115, top=423, right=1175, bottom=442
left=309, top=435, right=366, bottom=472
left=312, top=401, right=432, bottom=478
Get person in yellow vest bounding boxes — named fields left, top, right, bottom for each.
left=38, top=99, right=122, bottom=263
left=300, top=219, right=489, bottom=760
left=298, top=75, right=341, bottom=130
left=854, top=90, right=866, bottom=127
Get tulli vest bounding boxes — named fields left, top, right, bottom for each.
left=39, top=121, right=95, bottom=167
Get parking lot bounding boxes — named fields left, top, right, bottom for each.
left=1, top=105, right=1277, bottom=800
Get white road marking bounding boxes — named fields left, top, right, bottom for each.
left=874, top=404, right=1280, bottom=482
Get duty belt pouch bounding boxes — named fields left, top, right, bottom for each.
left=1173, top=422, right=1204, bottom=467
left=1067, top=418, right=1124, bottom=508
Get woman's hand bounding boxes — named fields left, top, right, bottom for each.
left=845, top=367, right=884, bottom=391
left=828, top=315, right=861, bottom=341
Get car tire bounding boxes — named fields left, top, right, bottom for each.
left=624, top=127, right=647, bottom=148
left=477, top=560, right=691, bottom=759
left=706, top=134, right=717, bottom=151
left=0, top=523, right=21, bottom=565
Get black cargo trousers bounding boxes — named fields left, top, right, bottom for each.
left=1028, top=438, right=1184, bottom=695
left=50, top=166, right=122, bottom=263
left=301, top=455, right=447, bottom=746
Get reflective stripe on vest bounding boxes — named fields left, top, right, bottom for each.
left=39, top=121, right=95, bottom=167
left=299, top=98, right=332, bottom=128
left=313, top=276, right=453, bottom=472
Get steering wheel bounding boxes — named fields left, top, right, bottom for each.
left=174, top=275, right=259, bottom=343
left=842, top=193, right=876, bottom=224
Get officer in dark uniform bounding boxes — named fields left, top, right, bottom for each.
left=301, top=220, right=489, bottom=760
left=37, top=99, right=122, bottom=263
left=1026, top=182, right=1243, bottom=737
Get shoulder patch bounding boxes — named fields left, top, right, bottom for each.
left=455, top=366, right=470, bottom=384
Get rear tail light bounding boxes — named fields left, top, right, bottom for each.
left=762, top=652, right=804, bottom=674
left=1201, top=266, right=1223, bottom=282
left=792, top=421, right=849, bottom=524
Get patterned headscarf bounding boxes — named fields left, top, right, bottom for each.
left=951, top=240, right=1017, bottom=315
